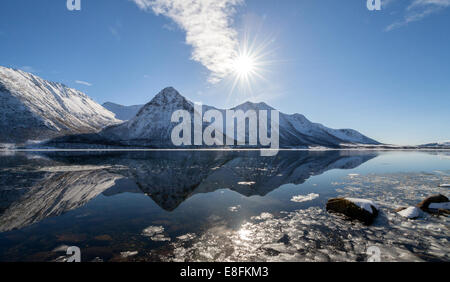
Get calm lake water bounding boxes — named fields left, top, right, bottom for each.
left=0, top=150, right=448, bottom=262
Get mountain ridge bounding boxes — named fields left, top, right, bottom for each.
left=0, top=66, right=120, bottom=144
left=0, top=66, right=380, bottom=148
left=66, top=87, right=380, bottom=148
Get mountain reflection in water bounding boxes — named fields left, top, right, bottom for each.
left=1, top=151, right=448, bottom=262
left=0, top=151, right=375, bottom=231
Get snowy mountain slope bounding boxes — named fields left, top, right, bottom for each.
left=102, top=102, right=144, bottom=121
left=281, top=113, right=378, bottom=146
left=0, top=66, right=120, bottom=143
left=98, top=87, right=379, bottom=148
left=230, top=101, right=378, bottom=146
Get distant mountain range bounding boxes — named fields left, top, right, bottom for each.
left=0, top=66, right=380, bottom=147
left=0, top=66, right=120, bottom=143
left=419, top=141, right=450, bottom=148
left=102, top=102, right=144, bottom=121
left=49, top=87, right=380, bottom=148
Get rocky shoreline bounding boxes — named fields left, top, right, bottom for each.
left=326, top=194, right=449, bottom=225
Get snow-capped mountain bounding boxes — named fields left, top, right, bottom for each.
left=102, top=102, right=144, bottom=121
left=100, top=87, right=198, bottom=146
left=98, top=87, right=379, bottom=148
left=231, top=100, right=379, bottom=147
left=0, top=66, right=120, bottom=143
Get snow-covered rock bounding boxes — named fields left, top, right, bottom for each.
left=0, top=66, right=121, bottom=143
left=397, top=206, right=420, bottom=219
left=417, top=194, right=449, bottom=213
left=326, top=197, right=379, bottom=225
left=345, top=198, right=379, bottom=214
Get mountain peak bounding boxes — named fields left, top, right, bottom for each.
left=233, top=101, right=274, bottom=111
left=157, top=86, right=182, bottom=98
left=162, top=86, right=177, bottom=92
left=149, top=87, right=186, bottom=105
left=147, top=87, right=188, bottom=107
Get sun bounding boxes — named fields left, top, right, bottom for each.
left=225, top=30, right=276, bottom=102
left=233, top=54, right=256, bottom=77
left=229, top=48, right=265, bottom=96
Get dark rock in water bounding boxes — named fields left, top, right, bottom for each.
left=326, top=198, right=378, bottom=225
left=417, top=194, right=449, bottom=214
left=277, top=234, right=290, bottom=245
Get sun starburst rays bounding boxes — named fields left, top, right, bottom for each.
left=225, top=32, right=276, bottom=105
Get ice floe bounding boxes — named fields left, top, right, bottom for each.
left=120, top=251, right=138, bottom=258
left=142, top=225, right=170, bottom=241
left=238, top=182, right=256, bottom=185
left=291, top=193, right=319, bottom=203
left=142, top=225, right=164, bottom=237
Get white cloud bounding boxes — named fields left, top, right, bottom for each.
left=75, top=80, right=93, bottom=86
left=131, top=0, right=243, bottom=83
left=386, top=0, right=450, bottom=30
left=408, top=0, right=450, bottom=9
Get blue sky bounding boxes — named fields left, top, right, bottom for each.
left=0, top=0, right=449, bottom=145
